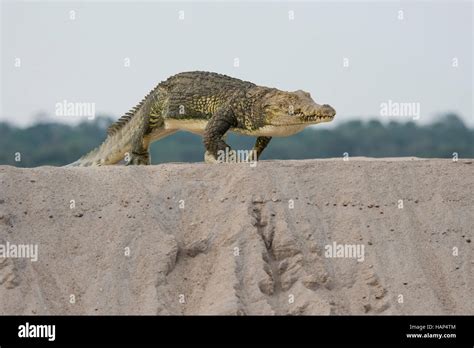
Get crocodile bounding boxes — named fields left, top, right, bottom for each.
left=67, top=71, right=336, bottom=166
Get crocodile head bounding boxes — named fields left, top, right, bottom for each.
left=260, top=88, right=336, bottom=126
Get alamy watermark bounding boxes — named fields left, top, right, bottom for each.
left=18, top=322, right=55, bottom=341
left=380, top=99, right=420, bottom=120
left=324, top=241, right=365, bottom=262
left=55, top=100, right=96, bottom=120
left=0, top=241, right=38, bottom=262
left=216, top=148, right=257, bottom=167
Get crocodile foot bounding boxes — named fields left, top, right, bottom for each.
left=204, top=151, right=219, bottom=164
left=126, top=152, right=150, bottom=165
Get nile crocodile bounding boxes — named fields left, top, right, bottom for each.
left=68, top=71, right=336, bottom=166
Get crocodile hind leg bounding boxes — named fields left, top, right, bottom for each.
left=127, top=144, right=150, bottom=165
left=252, top=136, right=272, bottom=160
left=127, top=149, right=150, bottom=165
left=203, top=105, right=236, bottom=163
left=127, top=115, right=152, bottom=165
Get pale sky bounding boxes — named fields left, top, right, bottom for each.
left=1, top=0, right=472, bottom=127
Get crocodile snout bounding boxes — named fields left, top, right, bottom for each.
left=320, top=104, right=336, bottom=118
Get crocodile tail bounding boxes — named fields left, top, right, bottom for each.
left=64, top=129, right=131, bottom=167
left=64, top=146, right=106, bottom=167
left=64, top=83, right=163, bottom=167
left=65, top=104, right=152, bottom=167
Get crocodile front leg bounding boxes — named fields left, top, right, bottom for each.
left=203, top=106, right=236, bottom=163
left=252, top=136, right=272, bottom=160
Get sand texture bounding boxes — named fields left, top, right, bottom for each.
left=0, top=158, right=473, bottom=315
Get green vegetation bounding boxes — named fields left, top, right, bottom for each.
left=0, top=114, right=472, bottom=167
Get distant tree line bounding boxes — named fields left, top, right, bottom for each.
left=0, top=113, right=472, bottom=167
